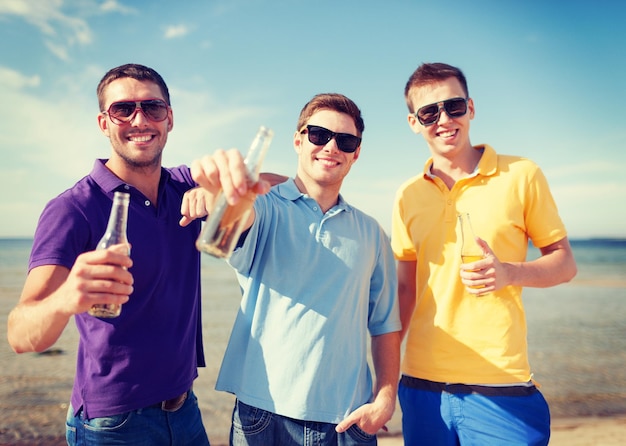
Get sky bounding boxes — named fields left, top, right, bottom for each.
left=0, top=0, right=625, bottom=239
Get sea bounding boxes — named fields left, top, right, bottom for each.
left=0, top=237, right=625, bottom=442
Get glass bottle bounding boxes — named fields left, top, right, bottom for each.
left=458, top=212, right=483, bottom=264
left=88, top=191, right=130, bottom=318
left=196, top=126, right=273, bottom=258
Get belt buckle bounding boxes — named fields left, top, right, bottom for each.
left=161, top=391, right=187, bottom=412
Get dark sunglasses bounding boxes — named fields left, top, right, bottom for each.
left=414, top=97, right=468, bottom=126
left=104, top=99, right=169, bottom=125
left=300, top=125, right=361, bottom=153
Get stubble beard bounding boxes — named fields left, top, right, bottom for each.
left=114, top=144, right=163, bottom=172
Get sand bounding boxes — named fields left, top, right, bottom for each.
left=2, top=255, right=625, bottom=445
left=2, top=293, right=626, bottom=445
left=2, top=363, right=625, bottom=446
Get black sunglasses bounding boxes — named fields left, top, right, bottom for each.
left=104, top=99, right=169, bottom=125
left=300, top=125, right=361, bottom=153
left=414, top=97, right=468, bottom=126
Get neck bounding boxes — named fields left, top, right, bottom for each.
left=430, top=145, right=482, bottom=189
left=105, top=158, right=161, bottom=204
left=293, top=176, right=340, bottom=214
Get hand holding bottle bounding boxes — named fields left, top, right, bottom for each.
left=458, top=213, right=510, bottom=294
left=89, top=191, right=132, bottom=317
left=61, top=245, right=133, bottom=317
left=193, top=126, right=273, bottom=258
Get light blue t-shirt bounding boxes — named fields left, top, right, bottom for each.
left=215, top=179, right=400, bottom=424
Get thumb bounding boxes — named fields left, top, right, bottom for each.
left=335, top=416, right=355, bottom=433
left=252, top=179, right=271, bottom=195
left=476, top=237, right=494, bottom=257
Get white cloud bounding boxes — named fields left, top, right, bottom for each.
left=44, top=40, right=70, bottom=61
left=545, top=160, right=625, bottom=179
left=164, top=24, right=190, bottom=39
left=0, top=65, right=40, bottom=88
left=0, top=0, right=98, bottom=61
left=0, top=64, right=105, bottom=236
left=0, top=64, right=280, bottom=237
left=99, top=0, right=136, bottom=14
left=551, top=180, right=626, bottom=239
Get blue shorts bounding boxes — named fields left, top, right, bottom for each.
left=398, top=376, right=550, bottom=445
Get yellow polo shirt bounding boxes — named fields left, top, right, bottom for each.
left=392, top=144, right=567, bottom=384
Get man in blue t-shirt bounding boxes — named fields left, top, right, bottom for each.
left=188, top=93, right=401, bottom=445
left=7, top=64, right=211, bottom=445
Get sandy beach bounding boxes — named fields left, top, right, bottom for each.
left=2, top=243, right=625, bottom=445
left=2, top=337, right=626, bottom=445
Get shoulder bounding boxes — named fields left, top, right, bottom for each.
left=494, top=155, right=546, bottom=185
left=398, top=173, right=425, bottom=189
left=43, top=175, right=104, bottom=217
left=164, top=165, right=195, bottom=189
left=346, top=205, right=389, bottom=239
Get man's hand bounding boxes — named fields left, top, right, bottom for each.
left=335, top=398, right=394, bottom=435
left=179, top=187, right=211, bottom=227
left=8, top=244, right=134, bottom=353
left=61, top=244, right=134, bottom=315
left=190, top=149, right=270, bottom=206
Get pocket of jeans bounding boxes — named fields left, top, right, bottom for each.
left=232, top=400, right=272, bottom=434
left=65, top=423, right=77, bottom=445
left=83, top=411, right=132, bottom=431
left=346, top=423, right=377, bottom=443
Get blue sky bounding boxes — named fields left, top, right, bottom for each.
left=0, top=0, right=624, bottom=239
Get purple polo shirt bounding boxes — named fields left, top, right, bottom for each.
left=30, top=159, right=205, bottom=418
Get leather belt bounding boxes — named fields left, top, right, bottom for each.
left=400, top=375, right=538, bottom=397
left=150, top=390, right=189, bottom=412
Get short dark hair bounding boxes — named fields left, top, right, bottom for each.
left=97, top=63, right=171, bottom=111
left=404, top=62, right=469, bottom=112
left=296, top=93, right=365, bottom=137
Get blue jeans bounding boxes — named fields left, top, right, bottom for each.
left=65, top=390, right=210, bottom=445
left=230, top=399, right=377, bottom=446
left=398, top=380, right=550, bottom=445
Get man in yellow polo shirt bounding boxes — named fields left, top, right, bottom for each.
left=392, top=62, right=578, bottom=445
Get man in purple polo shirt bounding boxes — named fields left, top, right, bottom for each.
left=7, top=64, right=210, bottom=445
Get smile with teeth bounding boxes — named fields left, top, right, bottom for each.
left=317, top=157, right=339, bottom=167
left=129, top=135, right=153, bottom=142
left=438, top=129, right=457, bottom=138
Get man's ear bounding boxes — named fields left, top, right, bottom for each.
left=293, top=131, right=302, bottom=154
left=407, top=113, right=423, bottom=135
left=167, top=110, right=174, bottom=132
left=97, top=113, right=110, bottom=137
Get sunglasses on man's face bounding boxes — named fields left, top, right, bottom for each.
left=414, top=97, right=468, bottom=126
left=300, top=125, right=361, bottom=153
left=104, top=99, right=169, bottom=125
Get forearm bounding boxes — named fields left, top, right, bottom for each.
left=8, top=265, right=73, bottom=353
left=397, top=260, right=417, bottom=340
left=505, top=238, right=577, bottom=288
left=398, top=288, right=416, bottom=341
left=8, top=295, right=71, bottom=353
left=371, top=332, right=401, bottom=414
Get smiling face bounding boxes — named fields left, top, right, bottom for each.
left=407, top=76, right=475, bottom=163
left=293, top=109, right=360, bottom=193
left=97, top=77, right=173, bottom=171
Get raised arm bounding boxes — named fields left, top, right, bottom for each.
left=7, top=247, right=133, bottom=353
left=179, top=171, right=287, bottom=227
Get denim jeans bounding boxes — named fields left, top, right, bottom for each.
left=230, top=399, right=377, bottom=446
left=65, top=390, right=210, bottom=445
